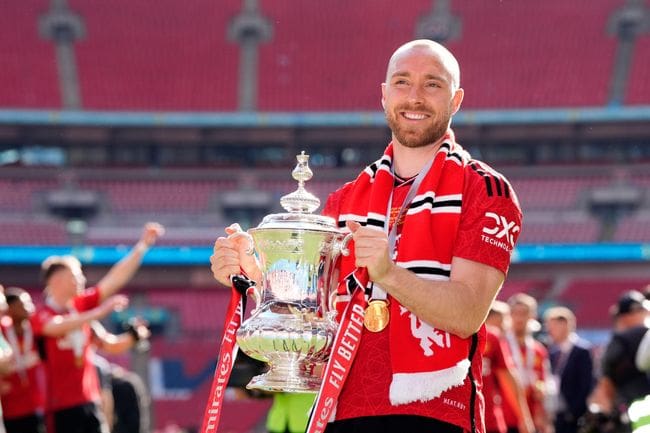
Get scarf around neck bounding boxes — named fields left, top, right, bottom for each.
left=336, top=132, right=474, bottom=405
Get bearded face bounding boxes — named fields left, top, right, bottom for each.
left=384, top=102, right=452, bottom=148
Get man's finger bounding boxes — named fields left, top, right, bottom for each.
left=346, top=220, right=361, bottom=232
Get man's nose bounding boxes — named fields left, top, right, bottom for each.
left=407, top=84, right=424, bottom=104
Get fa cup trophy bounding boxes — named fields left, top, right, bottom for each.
left=235, top=152, right=349, bottom=393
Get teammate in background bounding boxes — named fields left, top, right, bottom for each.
left=212, top=40, right=523, bottom=432
left=484, top=301, right=535, bottom=433
left=543, top=306, right=594, bottom=433
left=589, top=290, right=650, bottom=415
left=32, top=222, right=163, bottom=433
left=0, top=288, right=45, bottom=433
left=0, top=285, right=14, bottom=433
left=91, top=319, right=151, bottom=433
left=505, top=293, right=553, bottom=433
left=266, top=393, right=316, bottom=433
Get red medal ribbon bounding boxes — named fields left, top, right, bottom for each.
left=200, top=285, right=244, bottom=433
left=306, top=268, right=368, bottom=433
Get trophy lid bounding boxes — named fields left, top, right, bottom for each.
left=253, top=152, right=340, bottom=232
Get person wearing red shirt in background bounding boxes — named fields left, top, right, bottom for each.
left=0, top=285, right=15, bottom=433
left=32, top=222, right=163, bottom=433
left=504, top=293, right=553, bottom=433
left=484, top=301, right=535, bottom=433
left=0, top=288, right=45, bottom=433
left=211, top=40, right=523, bottom=433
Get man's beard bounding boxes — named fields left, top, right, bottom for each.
left=385, top=106, right=451, bottom=148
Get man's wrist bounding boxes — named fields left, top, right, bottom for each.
left=133, top=241, right=150, bottom=255
left=125, top=323, right=141, bottom=343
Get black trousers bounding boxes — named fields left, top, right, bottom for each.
left=52, top=402, right=109, bottom=433
left=324, top=415, right=464, bottom=433
left=4, top=413, right=46, bottom=433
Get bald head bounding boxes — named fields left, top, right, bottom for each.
left=385, top=39, right=461, bottom=92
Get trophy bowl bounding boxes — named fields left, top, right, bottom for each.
left=235, top=152, right=348, bottom=393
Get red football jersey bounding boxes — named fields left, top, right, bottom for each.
left=323, top=158, right=522, bottom=432
left=31, top=287, right=101, bottom=411
left=502, top=338, right=549, bottom=428
left=0, top=317, right=45, bottom=418
left=482, top=327, right=514, bottom=433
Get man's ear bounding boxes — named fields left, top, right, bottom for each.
left=451, top=88, right=464, bottom=115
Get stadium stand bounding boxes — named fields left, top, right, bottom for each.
left=497, top=278, right=553, bottom=303
left=517, top=211, right=602, bottom=244
left=77, top=179, right=229, bottom=213
left=0, top=179, right=59, bottom=211
left=0, top=1, right=59, bottom=108
left=554, top=278, right=650, bottom=328
left=446, top=1, right=620, bottom=108
left=612, top=210, right=650, bottom=242
left=67, top=0, right=242, bottom=110
left=626, top=34, right=650, bottom=105
left=2, top=0, right=640, bottom=110
left=146, top=290, right=229, bottom=335
left=0, top=219, right=68, bottom=245
left=510, top=176, right=611, bottom=211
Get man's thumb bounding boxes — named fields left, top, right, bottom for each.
left=345, top=220, right=361, bottom=232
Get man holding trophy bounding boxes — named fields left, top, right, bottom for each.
left=210, top=40, right=522, bottom=433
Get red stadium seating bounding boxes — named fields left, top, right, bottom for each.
left=498, top=278, right=553, bottom=303
left=0, top=0, right=59, bottom=108
left=1, top=0, right=634, bottom=110
left=147, top=290, right=230, bottom=334
left=517, top=211, right=601, bottom=244
left=67, top=0, right=242, bottom=110
left=0, top=220, right=68, bottom=245
left=612, top=210, right=650, bottom=242
left=626, top=35, right=650, bottom=105
left=555, top=278, right=650, bottom=328
left=0, top=179, right=59, bottom=211
left=510, top=176, right=610, bottom=211
left=78, top=179, right=234, bottom=213
left=259, top=0, right=621, bottom=110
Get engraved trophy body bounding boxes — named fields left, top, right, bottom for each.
left=235, top=152, right=348, bottom=393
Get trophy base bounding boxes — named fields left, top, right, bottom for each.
left=246, top=361, right=322, bottom=393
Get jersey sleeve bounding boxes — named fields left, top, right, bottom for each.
left=601, top=335, right=626, bottom=380
left=31, top=307, right=54, bottom=336
left=72, top=286, right=101, bottom=312
left=453, top=165, right=523, bottom=275
left=322, top=182, right=353, bottom=221
left=487, top=330, right=509, bottom=371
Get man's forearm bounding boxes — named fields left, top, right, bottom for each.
left=96, top=240, right=148, bottom=300
left=378, top=266, right=486, bottom=338
left=375, top=256, right=504, bottom=338
left=96, top=333, right=135, bottom=355
left=42, top=308, right=106, bottom=337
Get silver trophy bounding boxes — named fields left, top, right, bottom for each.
left=235, top=152, right=349, bottom=393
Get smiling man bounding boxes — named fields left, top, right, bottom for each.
left=211, top=39, right=523, bottom=433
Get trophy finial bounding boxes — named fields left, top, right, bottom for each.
left=280, top=152, right=320, bottom=213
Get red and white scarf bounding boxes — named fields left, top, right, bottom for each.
left=336, top=133, right=473, bottom=405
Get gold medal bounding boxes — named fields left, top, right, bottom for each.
left=363, top=300, right=390, bottom=332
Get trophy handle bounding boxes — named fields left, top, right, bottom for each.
left=328, top=291, right=339, bottom=315
left=339, top=232, right=354, bottom=257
